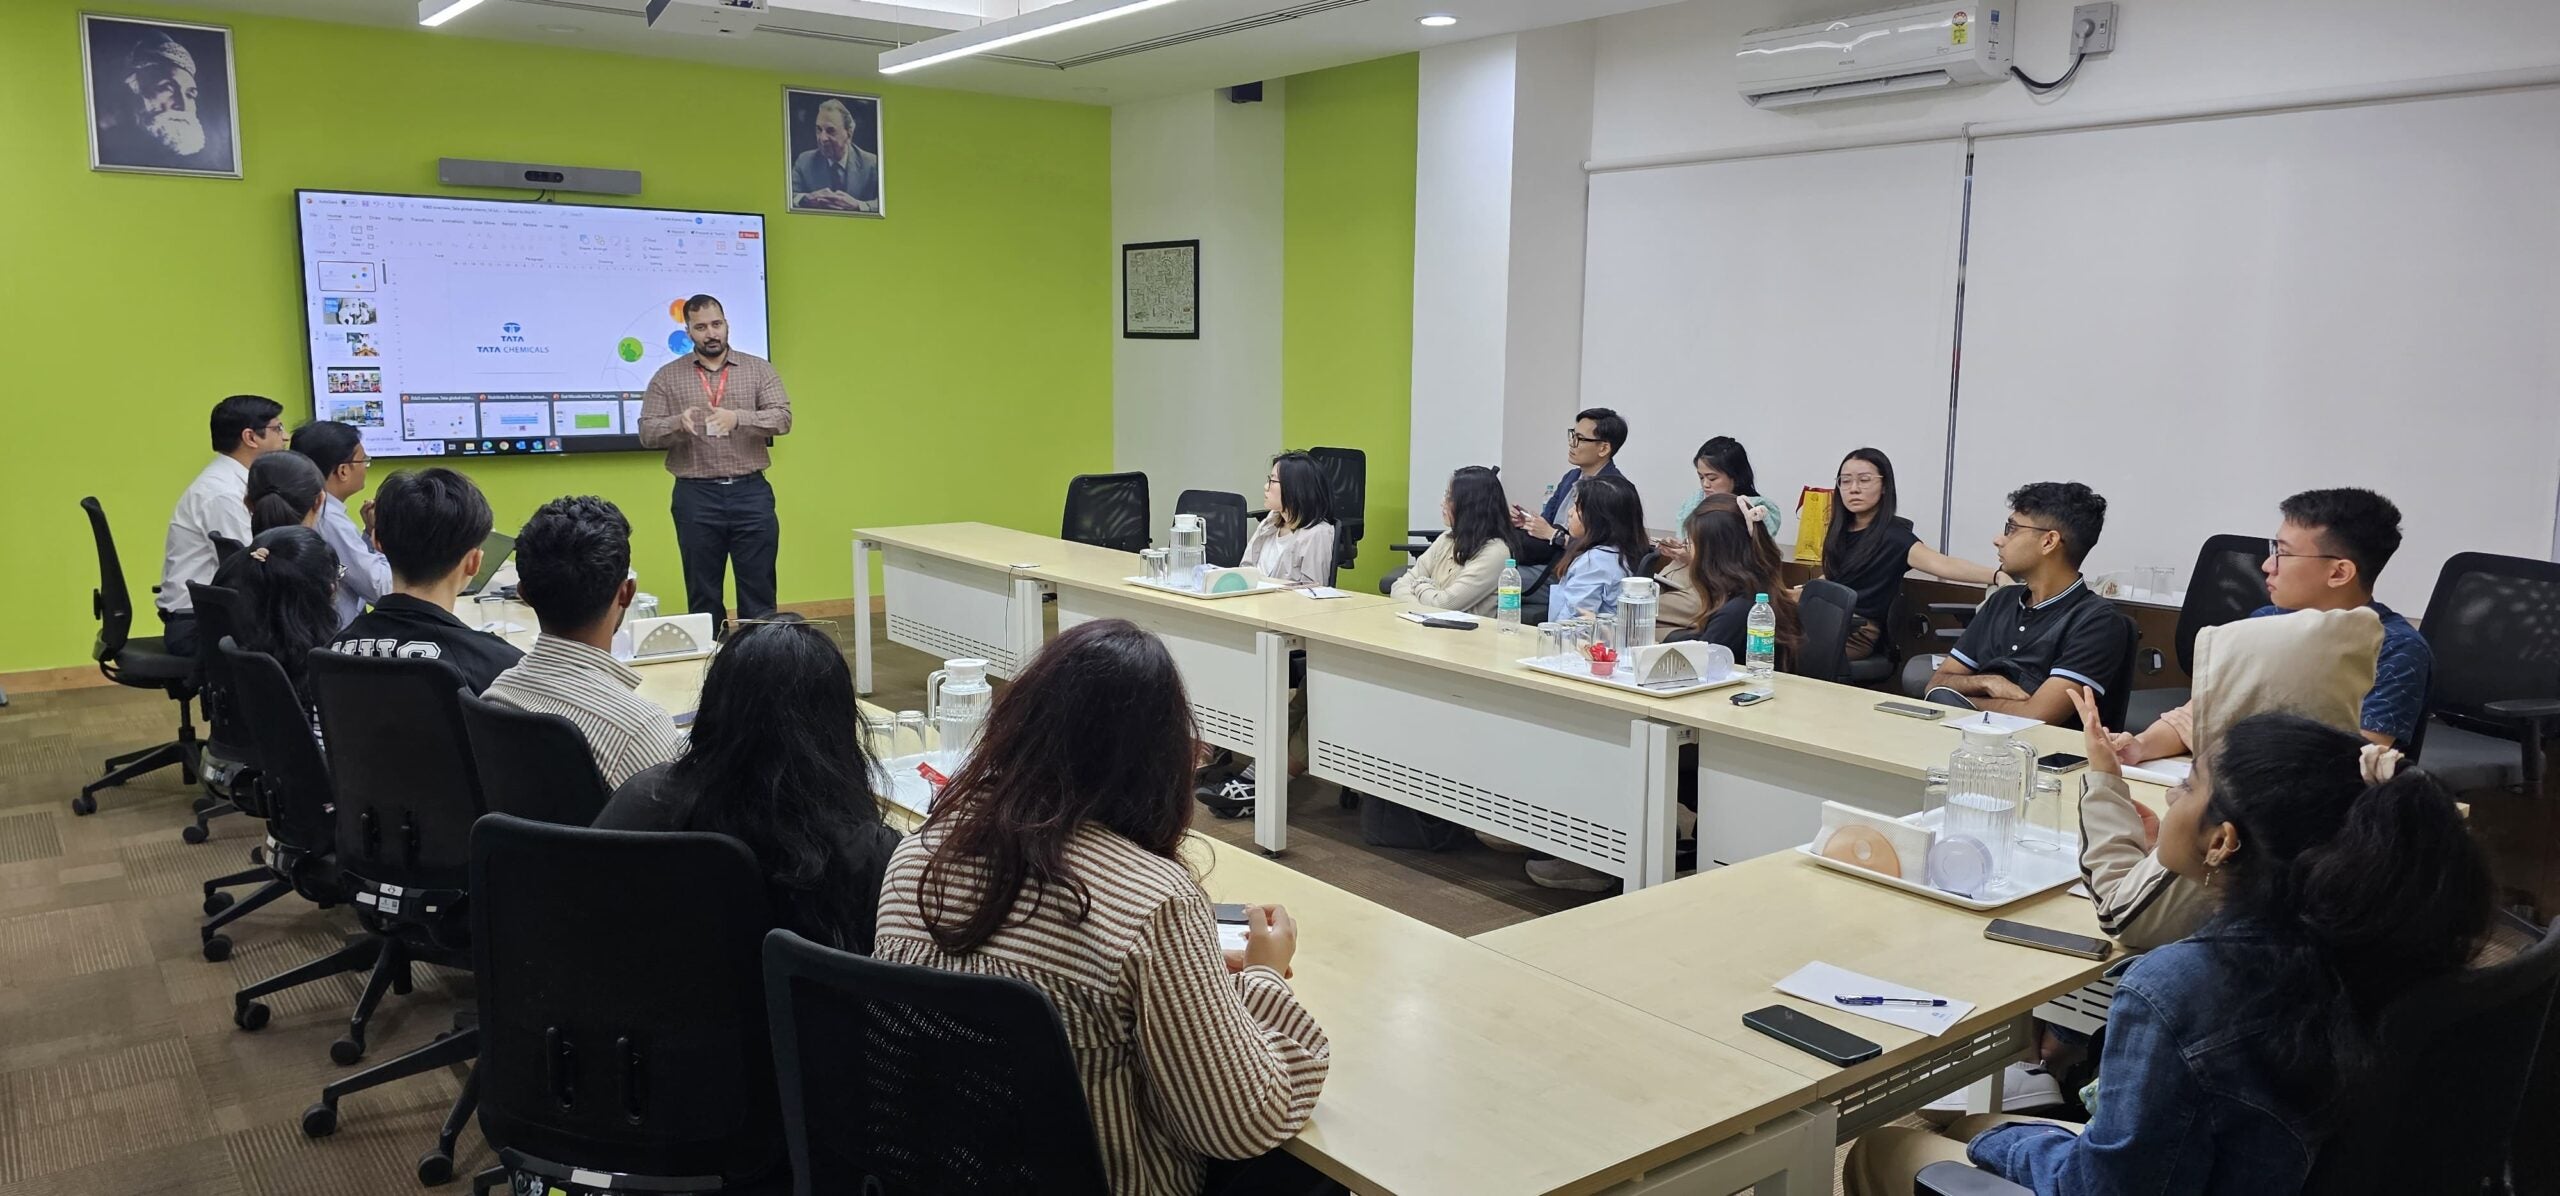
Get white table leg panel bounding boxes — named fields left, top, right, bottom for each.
left=1694, top=735, right=1928, bottom=870
left=1305, top=648, right=1675, bottom=887
left=1596, top=1104, right=1838, bottom=1196
left=880, top=546, right=1025, bottom=677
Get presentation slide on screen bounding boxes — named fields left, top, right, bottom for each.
left=297, top=191, right=769, bottom=459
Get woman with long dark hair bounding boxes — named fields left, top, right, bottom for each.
left=243, top=450, right=327, bottom=534
left=596, top=619, right=898, bottom=953
left=875, top=619, right=1330, bottom=1196
left=1845, top=707, right=2494, bottom=1195
left=1666, top=495, right=1802, bottom=666
left=1391, top=465, right=1518, bottom=615
left=1818, top=447, right=1999, bottom=659
left=220, top=526, right=341, bottom=735
left=1667, top=436, right=1780, bottom=543
left=1548, top=473, right=1651, bottom=618
left=1242, top=450, right=1339, bottom=586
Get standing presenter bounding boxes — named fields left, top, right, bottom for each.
left=639, top=293, right=792, bottom=629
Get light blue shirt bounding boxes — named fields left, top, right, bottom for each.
left=1551, top=547, right=1632, bottom=619
left=319, top=493, right=392, bottom=627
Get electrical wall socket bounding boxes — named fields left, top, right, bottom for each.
left=2072, top=2, right=2118, bottom=55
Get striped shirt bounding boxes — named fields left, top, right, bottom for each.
left=482, top=634, right=684, bottom=789
left=635, top=350, right=792, bottom=479
left=874, top=824, right=1330, bottom=1196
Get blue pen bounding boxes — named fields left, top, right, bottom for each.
left=1834, top=995, right=1949, bottom=1007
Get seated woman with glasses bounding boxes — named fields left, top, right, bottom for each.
left=1817, top=447, right=2002, bottom=661
left=1242, top=451, right=1338, bottom=587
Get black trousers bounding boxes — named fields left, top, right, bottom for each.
left=671, top=473, right=779, bottom=626
left=160, top=609, right=199, bottom=658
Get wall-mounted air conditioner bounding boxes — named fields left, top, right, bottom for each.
left=1737, top=3, right=2012, bottom=109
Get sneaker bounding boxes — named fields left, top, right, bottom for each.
left=1922, top=1061, right=2065, bottom=1114
left=1197, top=768, right=1257, bottom=819
left=1524, top=858, right=1620, bottom=893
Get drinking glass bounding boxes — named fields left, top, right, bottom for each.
left=2014, top=773, right=2071, bottom=854
left=1942, top=788, right=2019, bottom=891
left=1535, top=621, right=1564, bottom=666
left=1140, top=548, right=1170, bottom=586
left=892, top=710, right=929, bottom=761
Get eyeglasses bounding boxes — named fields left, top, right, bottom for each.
left=2002, top=519, right=2057, bottom=539
left=1565, top=429, right=1602, bottom=448
left=1836, top=473, right=1883, bottom=488
left=2266, top=539, right=2343, bottom=564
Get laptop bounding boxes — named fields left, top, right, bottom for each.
left=458, top=531, right=515, bottom=597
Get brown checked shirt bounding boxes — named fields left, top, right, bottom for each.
left=637, top=350, right=792, bottom=479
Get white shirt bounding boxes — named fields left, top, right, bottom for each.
left=318, top=493, right=392, bottom=626
left=159, top=455, right=252, bottom=614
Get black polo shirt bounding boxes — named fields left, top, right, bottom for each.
left=1948, top=577, right=2129, bottom=697
left=328, top=594, right=524, bottom=694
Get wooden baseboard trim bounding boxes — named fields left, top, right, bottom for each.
left=1, top=594, right=882, bottom=696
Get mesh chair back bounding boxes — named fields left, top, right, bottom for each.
left=1062, top=472, right=1151, bottom=553
left=2421, top=552, right=2560, bottom=738
left=81, top=497, right=134, bottom=663
left=2304, top=919, right=2560, bottom=1193
left=2096, top=614, right=2140, bottom=732
left=1798, top=580, right=1858, bottom=683
left=1309, top=447, right=1366, bottom=569
left=308, top=649, right=486, bottom=897
left=459, top=690, right=615, bottom=827
left=472, top=815, right=781, bottom=1184
left=187, top=583, right=254, bottom=768
left=2177, top=534, right=2272, bottom=673
left=1174, top=490, right=1249, bottom=569
left=762, top=930, right=1111, bottom=1195
left=220, top=640, right=338, bottom=855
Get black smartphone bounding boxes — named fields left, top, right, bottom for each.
left=1984, top=918, right=2111, bottom=961
left=1742, top=1004, right=1881, bottom=1066
left=1874, top=700, right=1946, bottom=721
left=1419, top=617, right=1478, bottom=631
left=2036, top=752, right=2088, bottom=774
left=1213, top=903, right=1250, bottom=925
left=1731, top=690, right=1775, bottom=707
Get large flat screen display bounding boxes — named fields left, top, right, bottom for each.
left=295, top=190, right=770, bottom=459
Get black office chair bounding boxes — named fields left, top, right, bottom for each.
left=1917, top=915, right=2560, bottom=1196
left=225, top=641, right=374, bottom=1013
left=1309, top=447, right=1366, bottom=572
left=461, top=815, right=782, bottom=1195
left=183, top=581, right=258, bottom=846
left=2122, top=534, right=2270, bottom=732
left=2410, top=552, right=2560, bottom=795
left=763, top=929, right=1112, bottom=1195
left=458, top=691, right=615, bottom=827
left=1175, top=489, right=1250, bottom=570
left=1062, top=472, right=1151, bottom=553
left=74, top=496, right=201, bottom=814
left=1797, top=580, right=1858, bottom=685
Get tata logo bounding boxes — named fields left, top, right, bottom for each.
left=499, top=321, right=526, bottom=343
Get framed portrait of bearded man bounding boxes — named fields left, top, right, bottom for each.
left=83, top=13, right=243, bottom=178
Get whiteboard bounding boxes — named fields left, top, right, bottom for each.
left=1953, top=89, right=2560, bottom=612
left=1579, top=142, right=1968, bottom=542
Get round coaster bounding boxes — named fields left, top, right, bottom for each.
left=1927, top=834, right=1995, bottom=898
left=1819, top=823, right=1903, bottom=879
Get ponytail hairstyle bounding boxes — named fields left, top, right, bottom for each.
left=2204, top=712, right=2494, bottom=1113
left=1553, top=474, right=1650, bottom=581
left=1682, top=495, right=1801, bottom=665
left=229, top=526, right=343, bottom=692
left=244, top=451, right=327, bottom=534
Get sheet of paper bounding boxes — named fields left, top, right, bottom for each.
left=476, top=620, right=527, bottom=635
left=1396, top=609, right=1484, bottom=624
left=2123, top=757, right=2193, bottom=786
left=1302, top=587, right=1353, bottom=600
left=1936, top=710, right=2045, bottom=736
left=1775, top=961, right=1975, bottom=1037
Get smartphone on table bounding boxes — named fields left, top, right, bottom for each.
left=1984, top=918, right=2111, bottom=961
left=1742, top=1004, right=1881, bottom=1066
left=2036, top=752, right=2088, bottom=774
left=1874, top=700, right=1945, bottom=721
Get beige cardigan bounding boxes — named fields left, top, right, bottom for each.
left=1241, top=516, right=1337, bottom=587
left=2079, top=607, right=2380, bottom=948
left=1390, top=532, right=1507, bottom=616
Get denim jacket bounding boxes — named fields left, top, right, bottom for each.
left=1968, top=920, right=2321, bottom=1194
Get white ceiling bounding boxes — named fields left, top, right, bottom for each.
left=179, top=0, right=1684, bottom=104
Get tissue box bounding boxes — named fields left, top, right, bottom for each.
left=1627, top=641, right=1732, bottom=687
left=622, top=612, right=716, bottom=661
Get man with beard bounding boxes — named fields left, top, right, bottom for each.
left=788, top=97, right=880, bottom=214
left=95, top=29, right=226, bottom=171
left=637, top=295, right=793, bottom=629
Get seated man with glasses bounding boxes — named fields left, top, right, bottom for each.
left=1511, top=407, right=1631, bottom=567
left=1925, top=481, right=2131, bottom=728
left=2112, top=488, right=2426, bottom=758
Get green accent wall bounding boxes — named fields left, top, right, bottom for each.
left=0, top=0, right=1110, bottom=673
left=1282, top=55, right=1417, bottom=593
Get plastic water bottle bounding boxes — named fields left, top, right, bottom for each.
left=1496, top=559, right=1523, bottom=631
left=1745, top=592, right=1777, bottom=695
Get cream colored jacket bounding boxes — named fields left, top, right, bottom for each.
left=1242, top=516, right=1338, bottom=587
left=1390, top=532, right=1507, bottom=616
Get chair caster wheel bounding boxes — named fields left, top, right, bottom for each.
left=249, top=846, right=266, bottom=866
left=417, top=1149, right=455, bottom=1186
left=203, top=890, right=235, bottom=916
left=330, top=1037, right=365, bottom=1065
left=201, top=935, right=231, bottom=962
left=235, top=1001, right=270, bottom=1031
left=182, top=823, right=210, bottom=845
left=301, top=1102, right=338, bottom=1138
left=71, top=795, right=97, bottom=816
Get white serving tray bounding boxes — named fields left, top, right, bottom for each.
left=1517, top=655, right=1751, bottom=698
left=1122, top=576, right=1296, bottom=601
left=1797, top=808, right=2082, bottom=911
left=878, top=752, right=941, bottom=818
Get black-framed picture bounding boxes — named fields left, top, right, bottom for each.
left=782, top=86, right=884, bottom=217
left=82, top=12, right=241, bottom=178
left=1123, top=239, right=1199, bottom=340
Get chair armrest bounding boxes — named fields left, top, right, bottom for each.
left=2483, top=698, right=2560, bottom=725
left=1917, top=1161, right=2032, bottom=1196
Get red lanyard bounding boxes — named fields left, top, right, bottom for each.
left=698, top=363, right=730, bottom=409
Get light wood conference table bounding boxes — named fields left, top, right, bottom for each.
left=849, top=522, right=1067, bottom=693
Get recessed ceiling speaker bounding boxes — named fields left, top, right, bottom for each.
left=438, top=158, right=642, bottom=196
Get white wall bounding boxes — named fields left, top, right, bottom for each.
left=1111, top=86, right=1286, bottom=533
left=1589, top=0, right=2560, bottom=164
